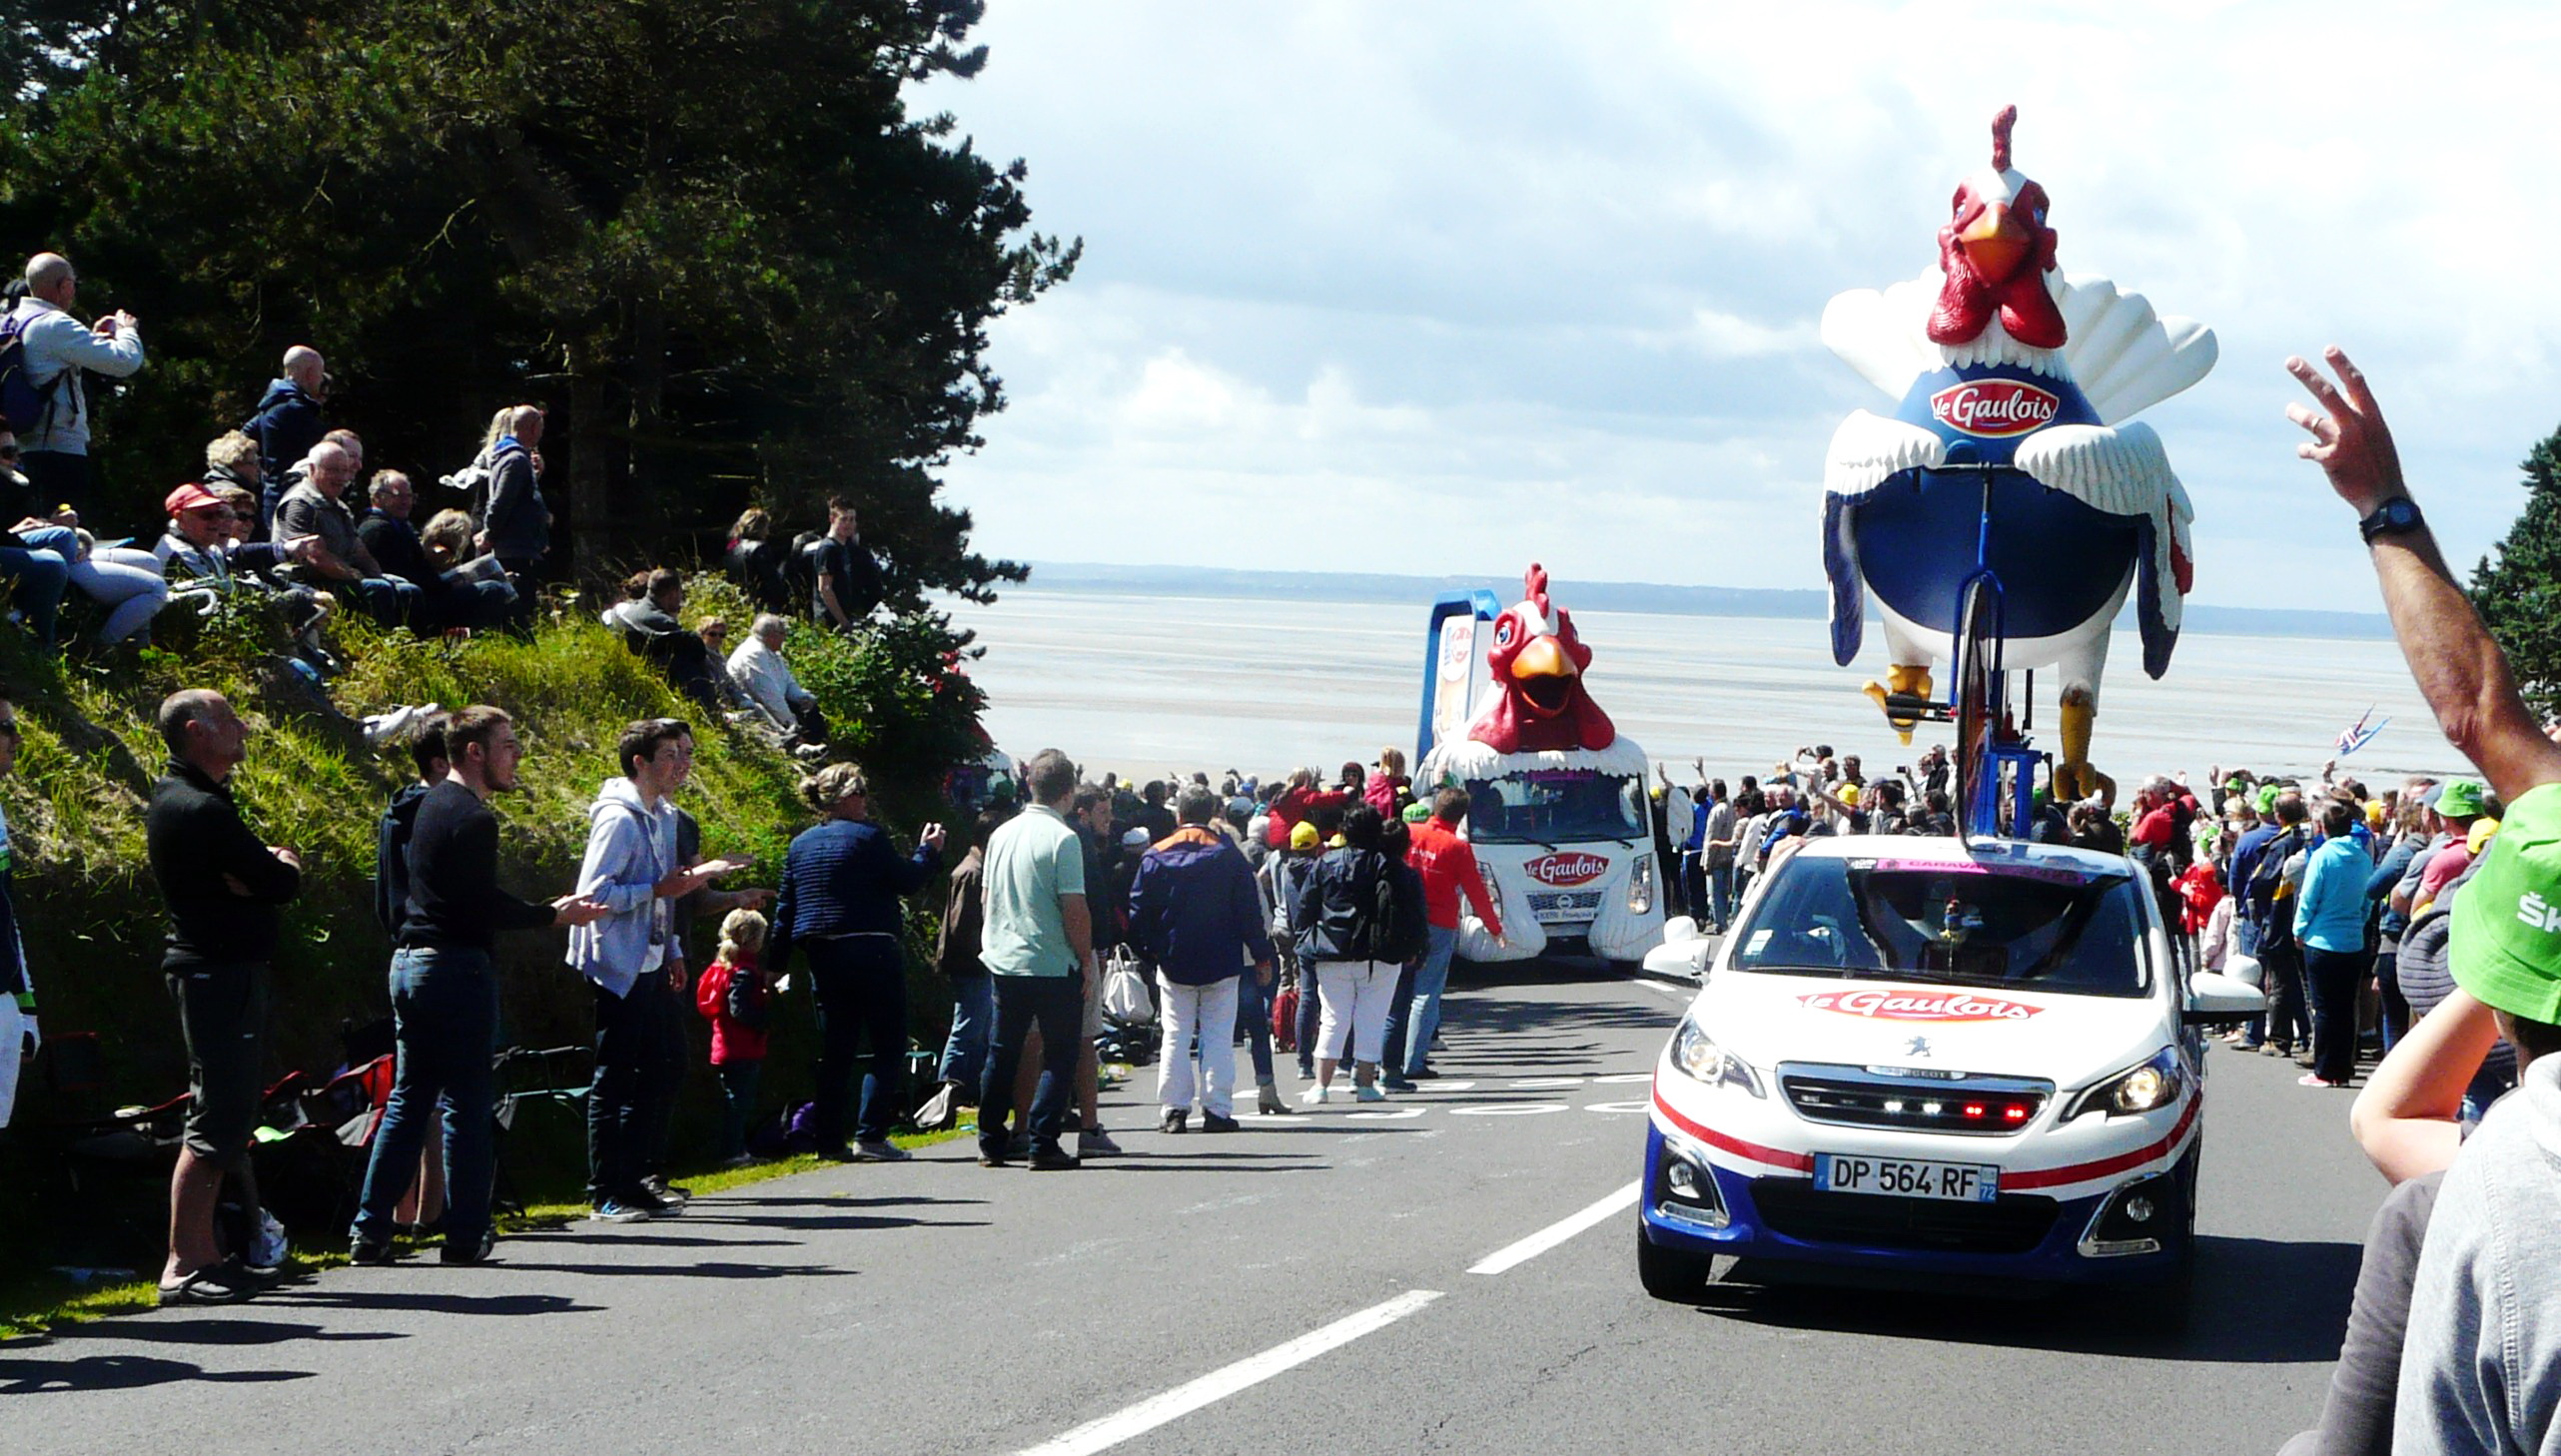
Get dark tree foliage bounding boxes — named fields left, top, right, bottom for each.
left=0, top=0, right=1075, bottom=609
left=2473, top=423, right=2561, bottom=720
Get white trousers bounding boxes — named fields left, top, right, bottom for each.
left=1157, top=975, right=1240, bottom=1117
left=0, top=996, right=23, bottom=1129
left=1314, top=961, right=1397, bottom=1066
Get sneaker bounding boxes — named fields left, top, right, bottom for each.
left=1381, top=1078, right=1418, bottom=1093
left=1351, top=1084, right=1387, bottom=1103
left=1200, top=1112, right=1241, bottom=1133
left=1301, top=1085, right=1330, bottom=1106
left=593, top=1198, right=660, bottom=1223
left=1257, top=1084, right=1292, bottom=1116
left=2298, top=1073, right=2341, bottom=1089
left=1028, top=1147, right=1082, bottom=1171
left=439, top=1228, right=498, bottom=1266
left=156, top=1263, right=259, bottom=1306
left=1406, top=1067, right=1441, bottom=1081
left=639, top=1175, right=692, bottom=1207
left=815, top=1144, right=859, bottom=1163
left=1296, top=1063, right=1316, bottom=1082
left=977, top=1148, right=1011, bottom=1167
left=850, top=1138, right=911, bottom=1162
left=1078, top=1128, right=1124, bottom=1158
left=718, top=1153, right=754, bottom=1170
left=1160, top=1107, right=1189, bottom=1134
left=350, top=1234, right=395, bottom=1266
left=1008, top=1130, right=1034, bottom=1158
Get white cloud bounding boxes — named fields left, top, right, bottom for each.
left=925, top=1, right=2561, bottom=608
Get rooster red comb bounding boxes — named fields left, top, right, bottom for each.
left=1990, top=104, right=2018, bottom=173
left=1525, top=562, right=1552, bottom=618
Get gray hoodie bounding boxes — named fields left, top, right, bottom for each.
left=567, top=777, right=678, bottom=997
left=2396, top=1054, right=2561, bottom=1454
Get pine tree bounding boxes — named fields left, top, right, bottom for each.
left=2472, top=423, right=2561, bottom=720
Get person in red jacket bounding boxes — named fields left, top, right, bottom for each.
left=696, top=909, right=773, bottom=1166
left=2173, top=858, right=2225, bottom=970
left=1264, top=767, right=1349, bottom=850
left=1395, top=788, right=1507, bottom=1082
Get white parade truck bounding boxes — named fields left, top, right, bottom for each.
left=1414, top=565, right=1666, bottom=968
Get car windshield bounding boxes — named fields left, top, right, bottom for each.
left=1465, top=769, right=1644, bottom=844
left=1727, top=855, right=2149, bottom=998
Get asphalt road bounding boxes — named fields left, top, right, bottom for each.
left=1, top=961, right=2383, bottom=1456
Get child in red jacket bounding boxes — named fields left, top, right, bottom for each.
left=696, top=909, right=772, bottom=1167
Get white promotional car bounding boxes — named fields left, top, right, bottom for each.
left=1637, top=834, right=2262, bottom=1304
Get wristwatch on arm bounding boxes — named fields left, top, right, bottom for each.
left=2358, top=496, right=2424, bottom=545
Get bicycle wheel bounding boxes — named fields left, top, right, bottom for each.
left=1952, top=574, right=2002, bottom=838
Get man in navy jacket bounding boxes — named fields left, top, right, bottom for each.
left=1127, top=786, right=1273, bottom=1133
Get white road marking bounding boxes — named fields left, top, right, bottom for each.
left=1418, top=1081, right=1478, bottom=1092
left=1591, top=1073, right=1656, bottom=1085
left=1583, top=1100, right=1649, bottom=1113
left=1633, top=979, right=1695, bottom=1004
left=1448, top=1102, right=1569, bottom=1116
left=1509, top=1077, right=1586, bottom=1089
left=1344, top=1107, right=1427, bottom=1120
left=1467, top=1180, right=1644, bottom=1276
left=1015, top=1289, right=1444, bottom=1456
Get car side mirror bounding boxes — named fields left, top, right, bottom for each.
left=2184, top=971, right=2265, bottom=1027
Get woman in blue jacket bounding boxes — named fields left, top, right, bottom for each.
left=2295, top=797, right=2377, bottom=1089
left=770, top=764, right=944, bottom=1160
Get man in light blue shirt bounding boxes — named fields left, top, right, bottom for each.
left=2295, top=797, right=2376, bottom=1087
left=7, top=253, right=145, bottom=516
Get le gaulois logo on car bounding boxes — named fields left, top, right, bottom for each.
left=1522, top=851, right=1607, bottom=888
left=1929, top=378, right=2060, bottom=438
left=1796, top=989, right=2044, bottom=1023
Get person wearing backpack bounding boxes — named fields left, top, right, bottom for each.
left=1290, top=805, right=1425, bottom=1105
left=2237, top=791, right=2315, bottom=1058
left=4, top=254, right=145, bottom=518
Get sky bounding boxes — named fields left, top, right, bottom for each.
left=917, top=1, right=2561, bottom=611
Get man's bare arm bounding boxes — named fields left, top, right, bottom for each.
left=2287, top=347, right=2561, bottom=803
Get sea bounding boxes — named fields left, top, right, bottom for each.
left=952, top=587, right=2460, bottom=793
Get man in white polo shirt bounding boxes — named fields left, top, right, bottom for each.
left=977, top=749, right=1098, bottom=1169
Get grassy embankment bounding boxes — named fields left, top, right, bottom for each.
left=0, top=576, right=963, bottom=1337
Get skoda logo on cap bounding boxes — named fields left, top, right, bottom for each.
left=2523, top=892, right=2561, bottom=935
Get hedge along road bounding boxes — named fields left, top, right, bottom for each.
left=0, top=962, right=2380, bottom=1456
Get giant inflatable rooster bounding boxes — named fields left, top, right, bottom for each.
left=1821, top=106, right=2215, bottom=799
left=1467, top=562, right=1617, bottom=754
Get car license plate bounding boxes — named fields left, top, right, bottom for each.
left=1813, top=1152, right=1999, bottom=1202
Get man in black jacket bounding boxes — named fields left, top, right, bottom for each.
left=145, top=689, right=303, bottom=1304
left=350, top=706, right=604, bottom=1265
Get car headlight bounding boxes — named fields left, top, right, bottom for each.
left=2063, top=1047, right=2184, bottom=1120
left=1627, top=853, right=1654, bottom=914
left=1669, top=1016, right=1764, bottom=1096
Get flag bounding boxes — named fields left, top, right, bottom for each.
left=2336, top=707, right=2387, bottom=757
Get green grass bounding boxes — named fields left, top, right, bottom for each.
left=0, top=1121, right=973, bottom=1341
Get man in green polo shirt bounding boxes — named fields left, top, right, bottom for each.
left=977, top=748, right=1098, bottom=1170
left=2287, top=349, right=2561, bottom=1454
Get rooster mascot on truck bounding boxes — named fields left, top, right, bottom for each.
left=1820, top=105, right=2216, bottom=801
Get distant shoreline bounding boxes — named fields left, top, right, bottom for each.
left=1013, top=562, right=2394, bottom=642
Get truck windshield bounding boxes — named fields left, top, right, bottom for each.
left=1728, top=856, right=2149, bottom=998
left=1465, top=769, right=1644, bottom=844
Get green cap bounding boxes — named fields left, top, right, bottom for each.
left=2452, top=782, right=2561, bottom=1023
left=2254, top=783, right=2281, bottom=815
left=1401, top=801, right=1431, bottom=823
left=2438, top=778, right=2488, bottom=820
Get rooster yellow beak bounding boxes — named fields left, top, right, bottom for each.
left=1512, top=636, right=1574, bottom=681
left=1958, top=202, right=2033, bottom=282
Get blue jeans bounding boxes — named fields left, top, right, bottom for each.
left=1295, top=967, right=1322, bottom=1077
left=0, top=525, right=75, bottom=648
left=717, top=1061, right=762, bottom=1160
left=1377, top=961, right=1421, bottom=1080
left=1403, top=926, right=1459, bottom=1077
left=980, top=976, right=1083, bottom=1156
left=807, top=936, right=907, bottom=1146
left=938, top=972, right=993, bottom=1089
left=349, top=575, right=425, bottom=628
left=1708, top=863, right=1736, bottom=932
left=352, top=948, right=499, bottom=1247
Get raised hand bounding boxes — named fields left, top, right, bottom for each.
left=2285, top=347, right=2406, bottom=514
